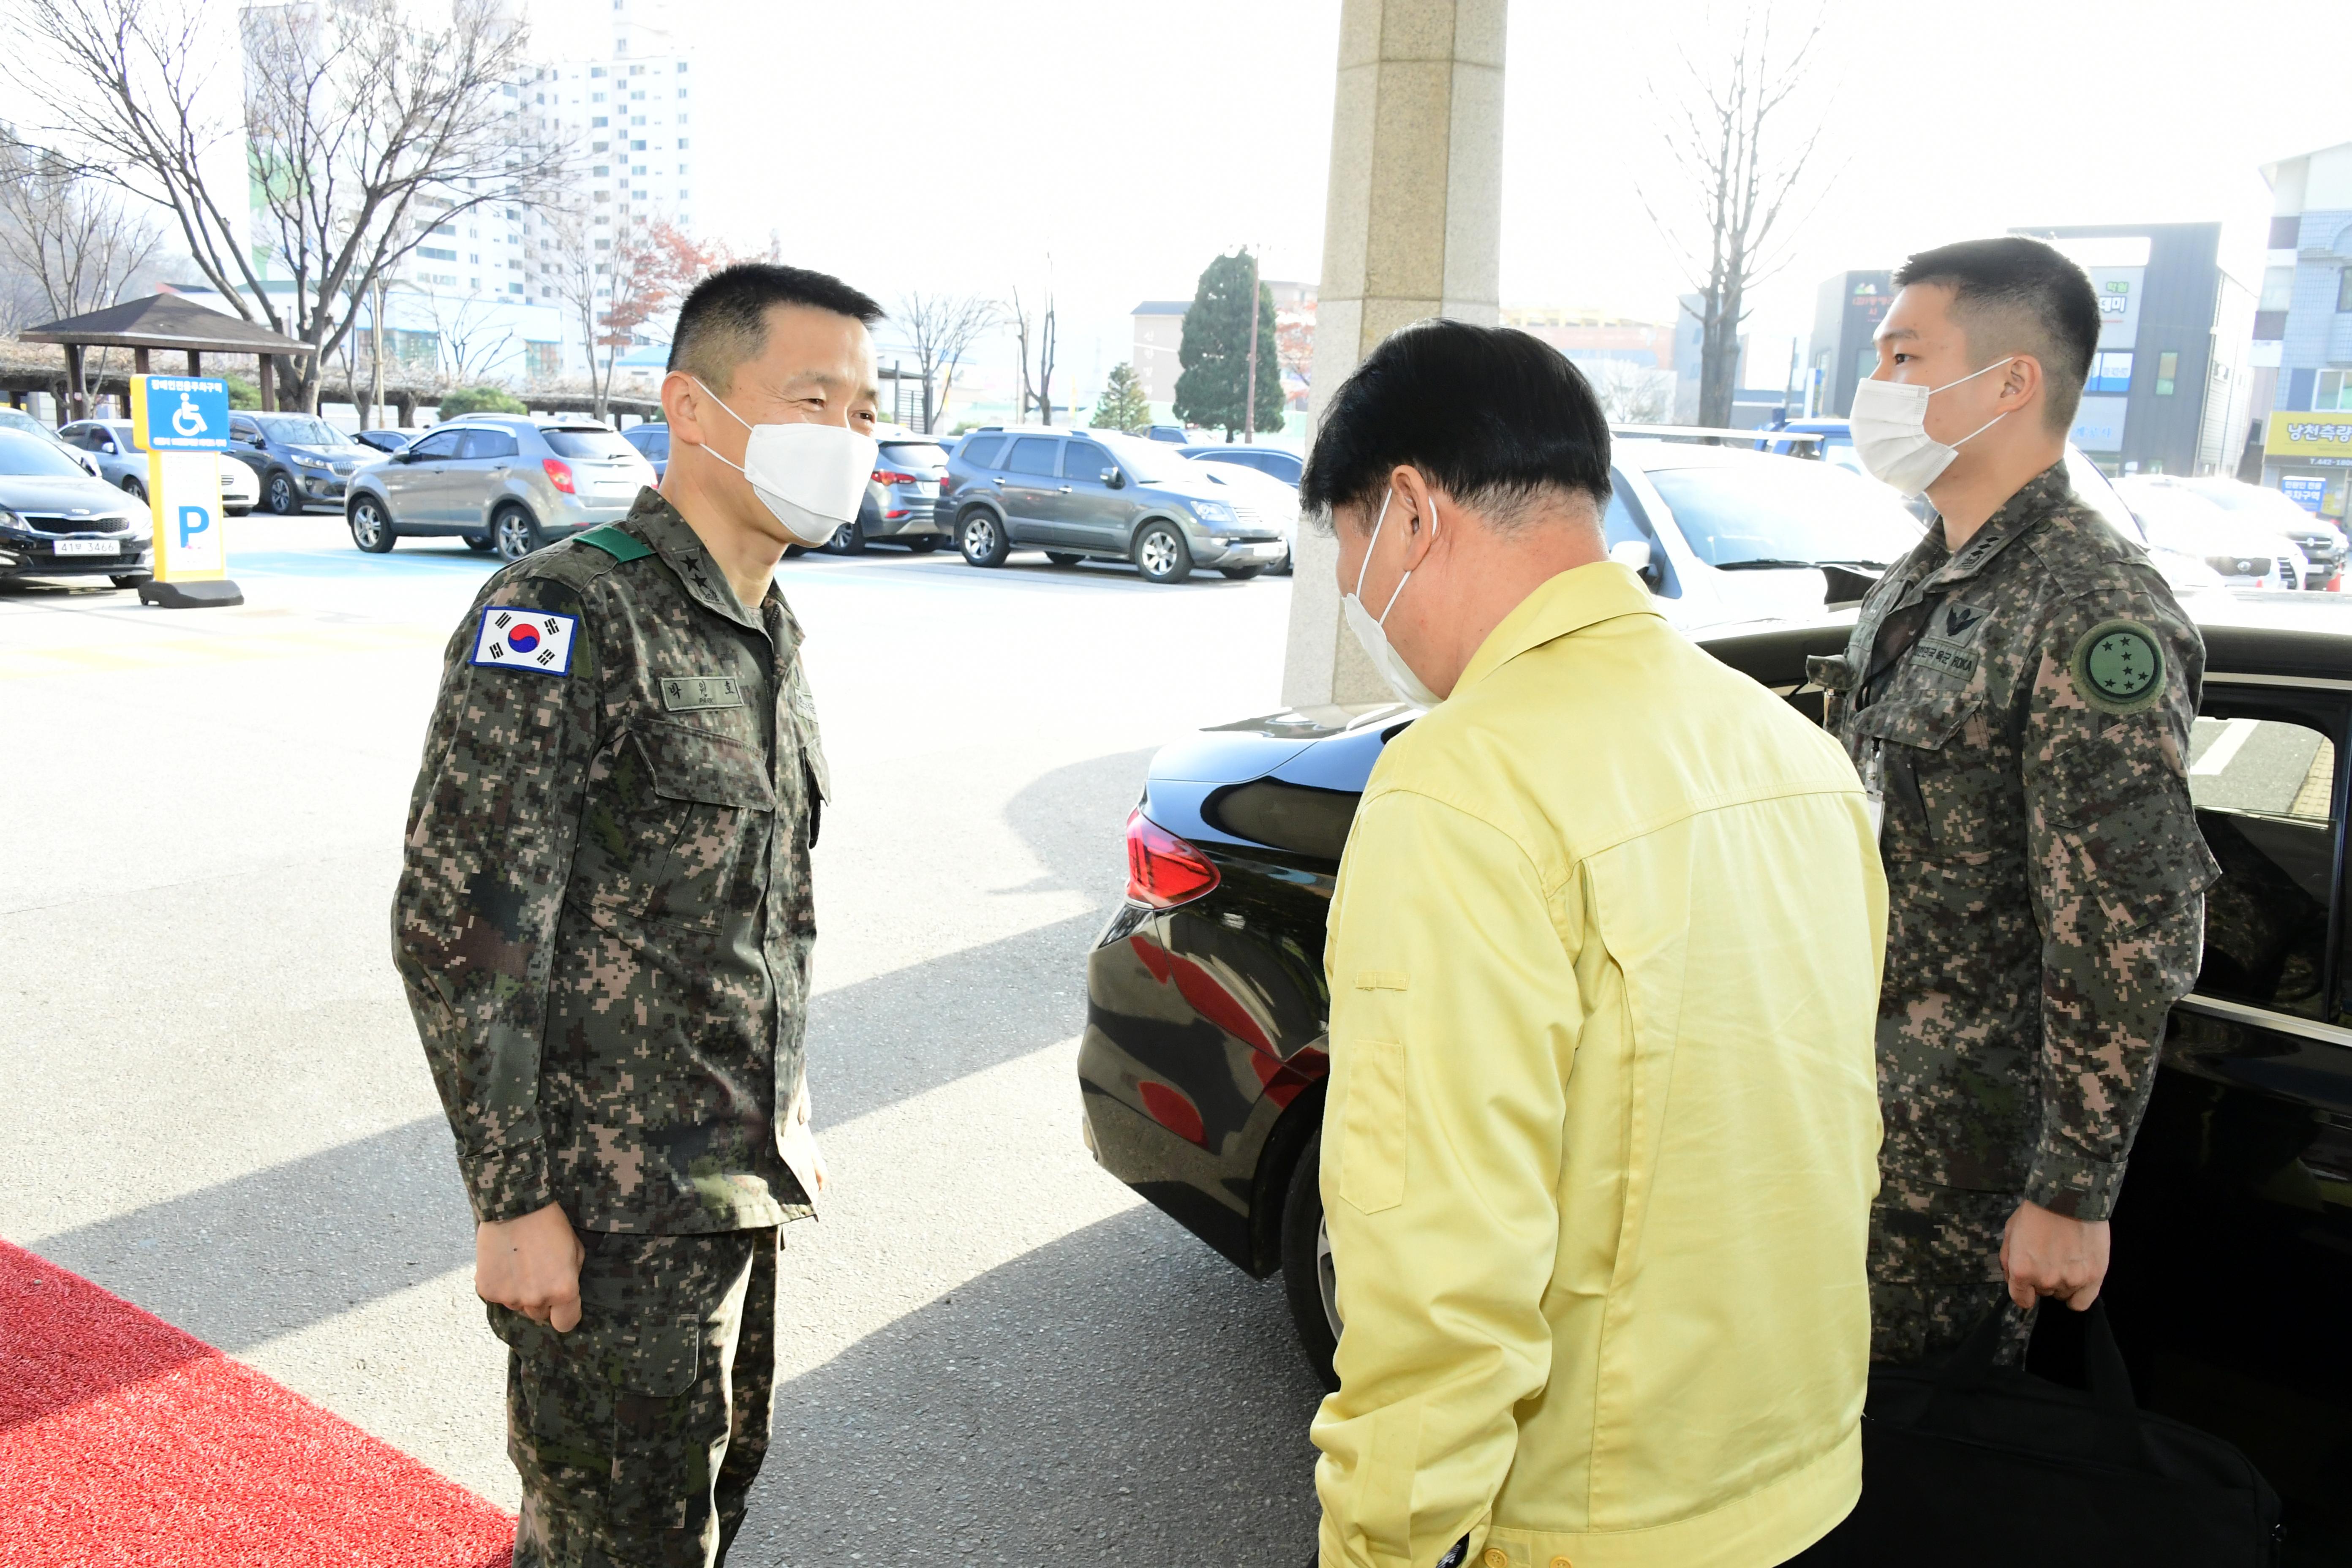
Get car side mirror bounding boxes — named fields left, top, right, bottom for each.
left=1608, top=538, right=1659, bottom=583
left=1102, top=468, right=1124, bottom=489
left=392, top=449, right=418, bottom=463
left=98, top=440, right=117, bottom=454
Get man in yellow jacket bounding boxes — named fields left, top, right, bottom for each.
left=1302, top=320, right=1888, bottom=1568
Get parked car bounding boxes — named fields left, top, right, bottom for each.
left=1181, top=444, right=1304, bottom=486
left=354, top=428, right=415, bottom=455
left=936, top=427, right=1288, bottom=583
left=2183, top=475, right=2344, bottom=589
left=225, top=411, right=370, bottom=515
left=2117, top=476, right=2309, bottom=592
left=0, top=428, right=153, bottom=588
left=621, top=422, right=670, bottom=481
left=1143, top=424, right=1192, bottom=445
left=341, top=415, right=656, bottom=561
left=0, top=408, right=103, bottom=478
left=1184, top=459, right=1298, bottom=574
left=56, top=418, right=258, bottom=515
left=822, top=430, right=952, bottom=554
left=1078, top=594, right=2352, bottom=1549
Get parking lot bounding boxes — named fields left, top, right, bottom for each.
left=0, top=514, right=1329, bottom=1564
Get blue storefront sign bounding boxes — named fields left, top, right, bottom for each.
left=2281, top=475, right=2328, bottom=514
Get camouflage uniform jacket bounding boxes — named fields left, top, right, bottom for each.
left=392, top=489, right=829, bottom=1233
left=1811, top=462, right=2219, bottom=1223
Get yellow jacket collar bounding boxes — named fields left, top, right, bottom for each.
left=1452, top=561, right=1663, bottom=697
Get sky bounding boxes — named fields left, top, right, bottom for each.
left=12, top=0, right=2347, bottom=413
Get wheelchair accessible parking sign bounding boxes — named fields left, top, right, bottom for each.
left=130, top=375, right=230, bottom=452
left=129, top=375, right=230, bottom=583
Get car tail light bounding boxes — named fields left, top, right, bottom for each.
left=883, top=508, right=909, bottom=520
left=542, top=457, right=576, bottom=494
left=1124, top=809, right=1219, bottom=908
left=873, top=468, right=920, bottom=485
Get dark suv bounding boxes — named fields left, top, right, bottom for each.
left=226, top=412, right=369, bottom=514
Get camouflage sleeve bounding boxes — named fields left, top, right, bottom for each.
left=390, top=570, right=602, bottom=1225
left=2021, top=588, right=2219, bottom=1221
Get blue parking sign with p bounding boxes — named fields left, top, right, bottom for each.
left=130, top=375, right=230, bottom=453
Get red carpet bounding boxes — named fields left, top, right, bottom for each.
left=0, top=1238, right=512, bottom=1566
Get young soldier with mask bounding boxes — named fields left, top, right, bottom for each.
left=1814, top=236, right=2219, bottom=1366
left=1308, top=320, right=1888, bottom=1568
left=392, top=263, right=881, bottom=1566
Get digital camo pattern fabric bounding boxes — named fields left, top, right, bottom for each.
left=491, top=1226, right=778, bottom=1568
left=392, top=490, right=828, bottom=1232
left=1812, top=463, right=2218, bottom=1354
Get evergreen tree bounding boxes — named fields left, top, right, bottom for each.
left=1090, top=362, right=1152, bottom=434
left=1172, top=250, right=1285, bottom=440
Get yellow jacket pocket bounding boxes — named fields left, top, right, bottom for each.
left=1337, top=1037, right=1407, bottom=1213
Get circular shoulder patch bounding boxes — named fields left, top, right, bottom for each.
left=2069, top=618, right=2166, bottom=715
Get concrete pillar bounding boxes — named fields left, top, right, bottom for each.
left=1281, top=0, right=1505, bottom=709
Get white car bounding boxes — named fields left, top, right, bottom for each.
left=1187, top=460, right=1299, bottom=574
left=2115, top=476, right=2307, bottom=592
left=2181, top=475, right=2343, bottom=589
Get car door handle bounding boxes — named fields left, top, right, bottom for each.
left=1057, top=486, right=1072, bottom=494
left=991, top=477, right=1005, bottom=486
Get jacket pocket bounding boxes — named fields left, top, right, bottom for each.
left=1337, top=1037, right=1407, bottom=1214
left=1847, top=691, right=1979, bottom=752
left=637, top=723, right=776, bottom=930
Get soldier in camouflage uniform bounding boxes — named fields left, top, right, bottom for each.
left=1811, top=238, right=2220, bottom=1366
left=394, top=263, right=884, bottom=1566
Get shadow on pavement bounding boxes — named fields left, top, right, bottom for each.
left=733, top=1204, right=1326, bottom=1568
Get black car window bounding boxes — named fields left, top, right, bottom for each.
left=2186, top=694, right=2346, bottom=1022
left=1005, top=437, right=1060, bottom=476
left=879, top=441, right=947, bottom=471
left=407, top=430, right=465, bottom=459
left=0, top=429, right=93, bottom=478
left=629, top=427, right=669, bottom=457
left=1062, top=441, right=1115, bottom=482
left=542, top=428, right=634, bottom=460
left=459, top=429, right=520, bottom=460
left=961, top=435, right=1007, bottom=469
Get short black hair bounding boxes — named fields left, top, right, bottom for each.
left=1300, top=318, right=1611, bottom=529
left=666, top=262, right=884, bottom=392
left=1893, top=237, right=2100, bottom=433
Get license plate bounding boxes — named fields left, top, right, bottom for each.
left=53, top=538, right=117, bottom=557
left=595, top=478, right=637, bottom=494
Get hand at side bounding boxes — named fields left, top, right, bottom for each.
left=476, top=1200, right=585, bottom=1331
left=2000, top=1198, right=2110, bottom=1312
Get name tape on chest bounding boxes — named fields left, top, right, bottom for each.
left=471, top=605, right=579, bottom=675
left=661, top=673, right=747, bottom=712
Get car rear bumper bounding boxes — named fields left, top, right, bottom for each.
left=1196, top=536, right=1288, bottom=567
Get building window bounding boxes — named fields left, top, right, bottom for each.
left=592, top=91, right=606, bottom=103
left=526, top=342, right=561, bottom=379
left=676, top=60, right=688, bottom=72
left=2270, top=215, right=2301, bottom=250
left=676, top=137, right=689, bottom=150
left=2155, top=351, right=2178, bottom=396
left=632, top=139, right=647, bottom=150
left=631, top=115, right=646, bottom=126
left=2340, top=268, right=2352, bottom=313
left=2318, top=370, right=2352, bottom=411
left=592, top=165, right=609, bottom=176
left=2085, top=350, right=2133, bottom=394
left=590, top=65, right=605, bottom=77
left=419, top=246, right=457, bottom=261
left=592, top=116, right=607, bottom=127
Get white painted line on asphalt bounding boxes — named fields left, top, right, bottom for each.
left=2192, top=716, right=2259, bottom=776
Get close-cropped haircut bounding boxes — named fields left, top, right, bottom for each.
left=1894, top=237, right=2100, bottom=433
left=1300, top=318, right=1612, bottom=530
left=666, top=262, right=884, bottom=392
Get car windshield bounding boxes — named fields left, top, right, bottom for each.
left=879, top=441, right=949, bottom=470
left=254, top=414, right=346, bottom=445
left=0, top=429, right=98, bottom=478
left=541, top=427, right=636, bottom=460
left=2186, top=478, right=2331, bottom=532
left=1643, top=456, right=1923, bottom=570
left=1090, top=431, right=1182, bottom=483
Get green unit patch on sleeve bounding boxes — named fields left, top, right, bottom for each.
left=2069, top=618, right=2166, bottom=715
left=576, top=525, right=654, bottom=563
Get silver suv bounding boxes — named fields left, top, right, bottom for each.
left=343, top=415, right=656, bottom=560
left=938, top=427, right=1290, bottom=583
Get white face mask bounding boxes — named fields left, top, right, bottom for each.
left=691, top=377, right=879, bottom=546
left=1848, top=357, right=2017, bottom=497
left=1341, top=488, right=1444, bottom=708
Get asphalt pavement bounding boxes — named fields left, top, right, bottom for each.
left=0, top=512, right=1327, bottom=1565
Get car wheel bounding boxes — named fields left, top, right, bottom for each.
left=1132, top=521, right=1192, bottom=584
left=265, top=471, right=300, bottom=515
left=823, top=518, right=866, bottom=555
left=1280, top=1129, right=1340, bottom=1390
left=347, top=496, right=397, bottom=554
left=109, top=573, right=152, bottom=590
left=462, top=532, right=493, bottom=553
left=120, top=476, right=147, bottom=502
left=906, top=536, right=944, bottom=554
left=1220, top=565, right=1266, bottom=581
left=958, top=508, right=1010, bottom=567
left=1044, top=551, right=1082, bottom=567
left=493, top=505, right=543, bottom=562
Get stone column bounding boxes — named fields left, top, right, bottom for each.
left=1282, top=0, right=1506, bottom=709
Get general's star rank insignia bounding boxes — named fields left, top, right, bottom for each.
left=471, top=605, right=579, bottom=675
left=2069, top=618, right=2164, bottom=715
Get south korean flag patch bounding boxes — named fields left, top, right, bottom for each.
left=471, top=605, right=579, bottom=676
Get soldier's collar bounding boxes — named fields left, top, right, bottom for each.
left=1925, top=460, right=2073, bottom=588
left=629, top=494, right=772, bottom=633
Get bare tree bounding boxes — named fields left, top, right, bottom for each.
left=892, top=291, right=999, bottom=434
left=545, top=205, right=713, bottom=421
left=5, top=0, right=539, bottom=411
left=428, top=291, right=520, bottom=389
left=1587, top=357, right=1677, bottom=425
left=0, top=136, right=164, bottom=331
left=1640, top=3, right=1833, bottom=428
left=1008, top=282, right=1057, bottom=425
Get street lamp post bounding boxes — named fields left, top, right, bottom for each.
left=1243, top=247, right=1261, bottom=445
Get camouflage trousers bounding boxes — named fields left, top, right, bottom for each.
left=1867, top=1184, right=2035, bottom=1367
left=488, top=1225, right=779, bottom=1568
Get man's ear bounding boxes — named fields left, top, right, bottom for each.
left=1997, top=355, right=2044, bottom=414
left=662, top=370, right=713, bottom=447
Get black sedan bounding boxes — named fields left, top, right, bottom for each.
left=1077, top=595, right=2352, bottom=1555
left=0, top=429, right=154, bottom=587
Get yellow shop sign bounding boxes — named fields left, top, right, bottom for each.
left=2267, top=411, right=2352, bottom=457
